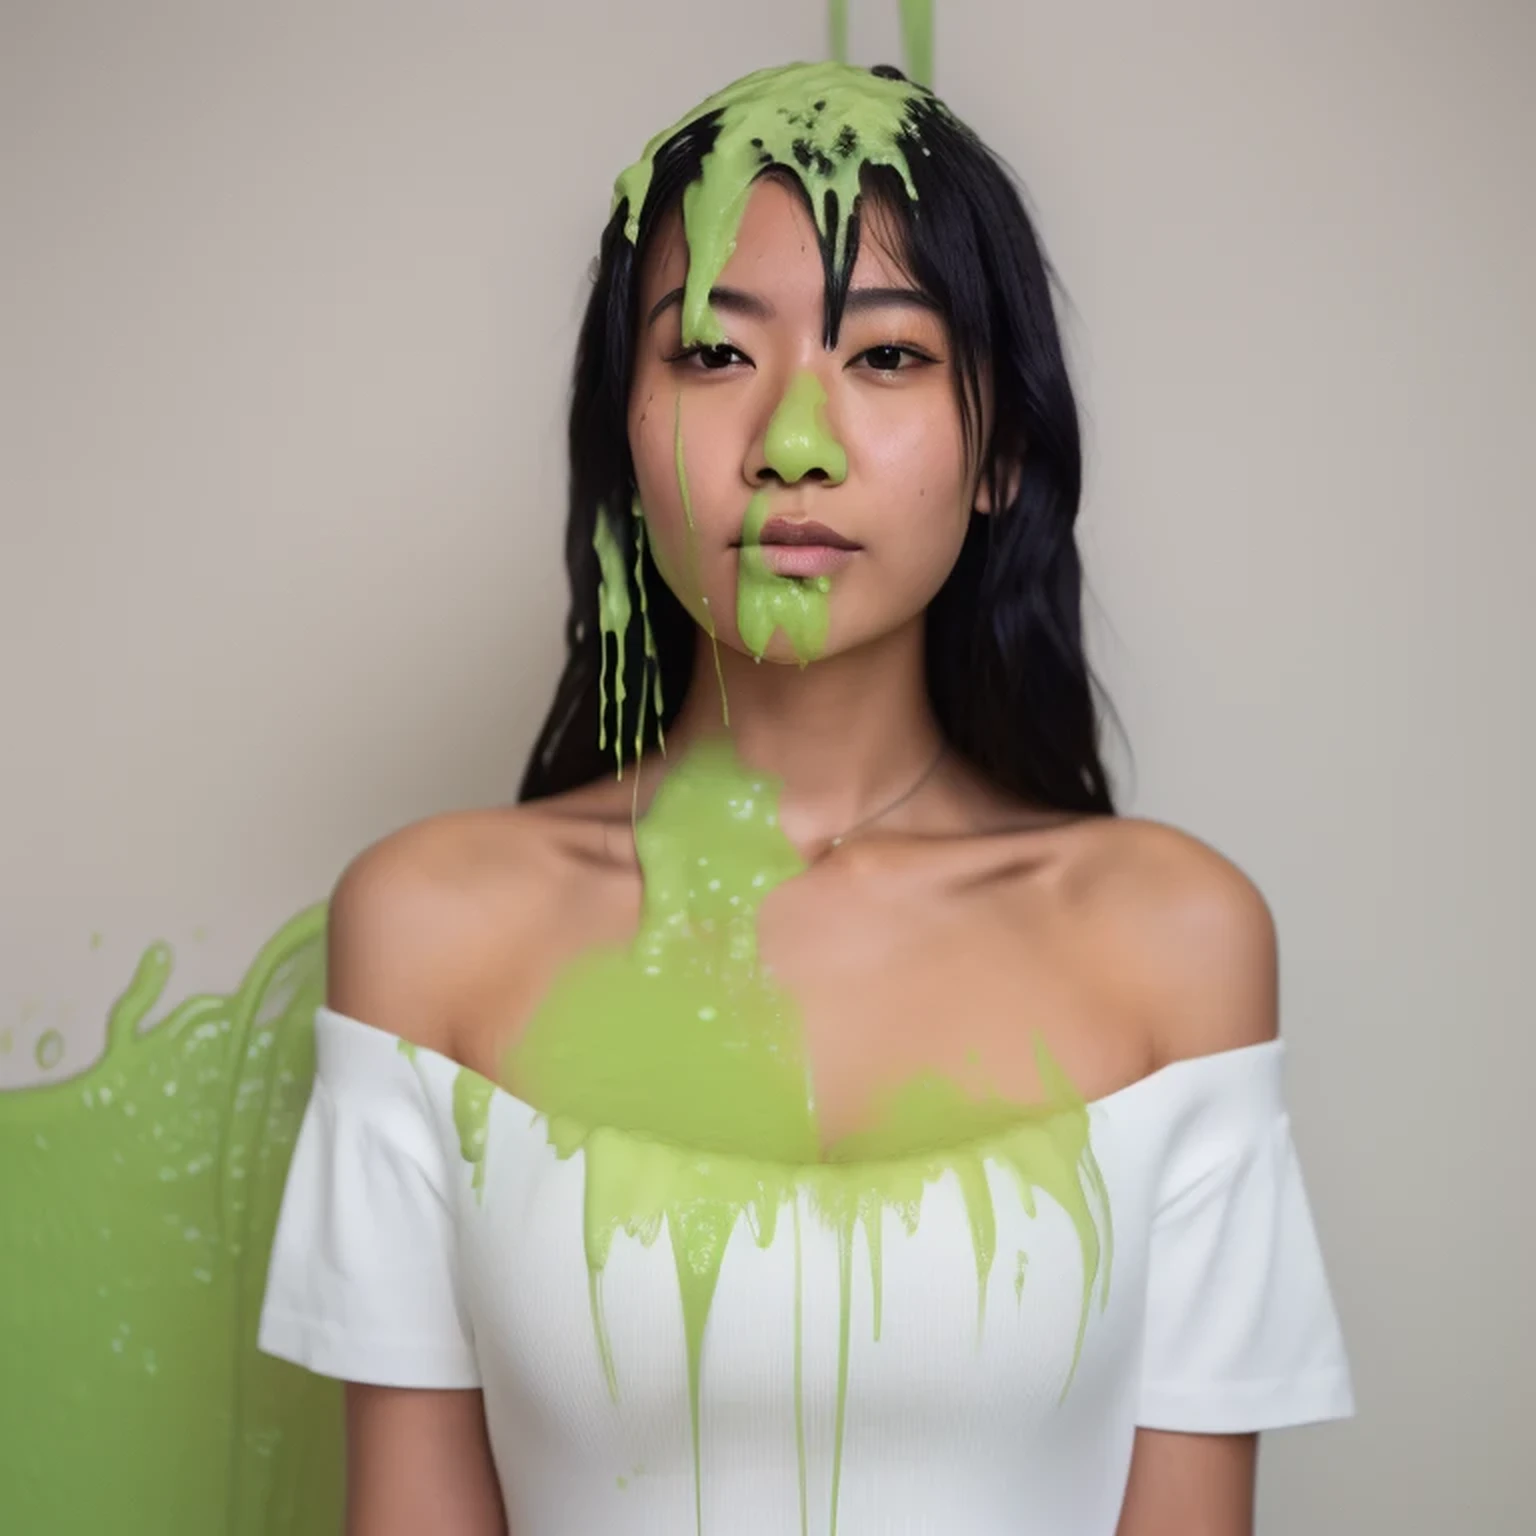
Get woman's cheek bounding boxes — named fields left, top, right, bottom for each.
left=633, top=484, right=708, bottom=624
left=628, top=402, right=688, bottom=596
left=645, top=510, right=689, bottom=600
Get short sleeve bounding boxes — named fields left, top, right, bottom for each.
left=257, top=1007, right=480, bottom=1389
left=1136, top=1046, right=1355, bottom=1432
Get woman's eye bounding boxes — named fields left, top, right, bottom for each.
left=675, top=343, right=748, bottom=371
left=858, top=344, right=929, bottom=373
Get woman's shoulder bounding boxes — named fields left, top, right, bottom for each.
left=324, top=783, right=633, bottom=1061
left=1048, top=813, right=1280, bottom=1070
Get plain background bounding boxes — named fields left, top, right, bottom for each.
left=2, top=2, right=1531, bottom=1531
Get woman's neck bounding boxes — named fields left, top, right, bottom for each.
left=661, top=617, right=948, bottom=849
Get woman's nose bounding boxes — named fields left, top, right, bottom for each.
left=754, top=370, right=848, bottom=485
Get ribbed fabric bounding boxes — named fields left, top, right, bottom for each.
left=259, top=1008, right=1354, bottom=1536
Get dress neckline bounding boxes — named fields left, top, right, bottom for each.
left=313, top=1005, right=1284, bottom=1166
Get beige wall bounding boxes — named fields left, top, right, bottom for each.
left=3, top=2, right=1531, bottom=1530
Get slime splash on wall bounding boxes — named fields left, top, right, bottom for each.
left=0, top=910, right=344, bottom=1533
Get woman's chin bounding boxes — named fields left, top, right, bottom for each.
left=716, top=631, right=837, bottom=670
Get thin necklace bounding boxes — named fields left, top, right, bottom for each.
left=815, top=742, right=948, bottom=861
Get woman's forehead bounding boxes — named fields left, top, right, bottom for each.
left=638, top=178, right=916, bottom=310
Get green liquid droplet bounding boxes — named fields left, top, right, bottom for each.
left=34, top=1028, right=64, bottom=1071
left=593, top=501, right=633, bottom=776
left=452, top=1067, right=495, bottom=1201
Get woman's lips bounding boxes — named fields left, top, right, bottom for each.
left=756, top=543, right=857, bottom=578
left=742, top=516, right=861, bottom=579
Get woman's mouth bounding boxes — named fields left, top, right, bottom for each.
left=739, top=517, right=862, bottom=579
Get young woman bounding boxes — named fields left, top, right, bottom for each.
left=260, top=61, right=1353, bottom=1536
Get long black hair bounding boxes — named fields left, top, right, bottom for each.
left=519, top=65, right=1117, bottom=816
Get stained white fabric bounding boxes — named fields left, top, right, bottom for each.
left=259, top=1006, right=1354, bottom=1535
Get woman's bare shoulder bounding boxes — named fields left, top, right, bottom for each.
left=324, top=784, right=629, bottom=1058
left=1052, top=814, right=1280, bottom=1067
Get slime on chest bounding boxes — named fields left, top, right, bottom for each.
left=441, top=741, right=1111, bottom=1536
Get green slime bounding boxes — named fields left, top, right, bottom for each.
left=0, top=911, right=343, bottom=1534
left=829, top=0, right=935, bottom=88
left=898, top=0, right=936, bottom=87
left=613, top=62, right=934, bottom=348
left=454, top=741, right=1112, bottom=1536
left=594, top=501, right=665, bottom=776
left=737, top=493, right=833, bottom=663
left=762, top=369, right=849, bottom=487
left=737, top=369, right=846, bottom=662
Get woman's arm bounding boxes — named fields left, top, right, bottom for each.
left=325, top=821, right=525, bottom=1535
left=1091, top=821, right=1281, bottom=1536
left=1116, top=1429, right=1257, bottom=1536
left=345, top=1383, right=506, bottom=1536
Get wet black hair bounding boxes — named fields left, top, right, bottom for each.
left=519, top=65, right=1118, bottom=815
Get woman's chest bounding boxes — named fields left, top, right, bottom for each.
left=477, top=858, right=1153, bottom=1156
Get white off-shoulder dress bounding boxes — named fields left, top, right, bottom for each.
left=259, top=1006, right=1353, bottom=1536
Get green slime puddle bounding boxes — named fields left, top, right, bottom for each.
left=0, top=909, right=343, bottom=1534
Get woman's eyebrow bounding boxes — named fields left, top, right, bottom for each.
left=643, top=283, right=939, bottom=330
left=841, top=285, right=941, bottom=316
left=646, top=285, right=775, bottom=327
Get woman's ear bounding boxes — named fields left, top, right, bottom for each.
left=973, top=453, right=1023, bottom=515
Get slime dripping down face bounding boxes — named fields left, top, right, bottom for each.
left=628, top=173, right=994, bottom=667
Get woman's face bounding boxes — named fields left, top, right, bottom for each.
left=628, top=175, right=991, bottom=666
